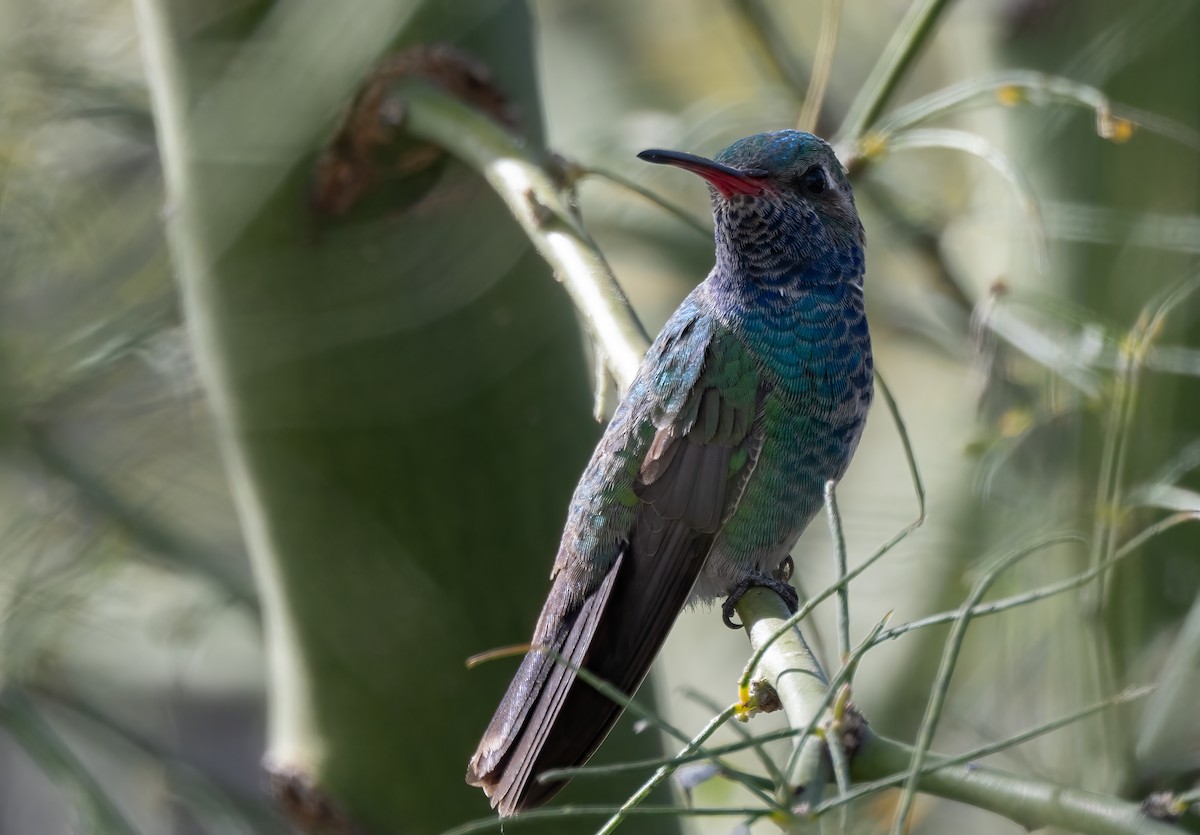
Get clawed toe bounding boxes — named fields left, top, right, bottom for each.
left=720, top=570, right=799, bottom=629
left=721, top=589, right=746, bottom=629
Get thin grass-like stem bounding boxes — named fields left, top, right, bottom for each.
left=1081, top=277, right=1200, bottom=786
left=884, top=128, right=1048, bottom=271
left=536, top=650, right=781, bottom=812
left=872, top=70, right=1200, bottom=152
left=833, top=686, right=1154, bottom=813
left=889, top=537, right=1062, bottom=834
left=680, top=687, right=786, bottom=789
left=727, top=0, right=810, bottom=96
left=439, top=803, right=773, bottom=835
left=583, top=167, right=711, bottom=239
left=1090, top=276, right=1200, bottom=598
left=595, top=704, right=739, bottom=835
left=540, top=726, right=801, bottom=781
left=874, top=531, right=1084, bottom=642
left=824, top=480, right=851, bottom=661
left=798, top=0, right=843, bottom=132
left=837, top=0, right=956, bottom=142
left=0, top=688, right=141, bottom=835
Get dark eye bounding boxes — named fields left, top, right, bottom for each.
left=798, top=165, right=827, bottom=195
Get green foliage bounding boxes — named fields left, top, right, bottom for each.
left=1, top=0, right=1198, bottom=833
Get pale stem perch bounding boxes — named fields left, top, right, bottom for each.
left=398, top=80, right=652, bottom=392
left=735, top=588, right=832, bottom=814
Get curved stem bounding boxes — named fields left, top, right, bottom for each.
left=398, top=81, right=652, bottom=392
left=798, top=0, right=843, bottom=132
left=737, top=590, right=1184, bottom=835
left=852, top=732, right=1181, bottom=835
left=837, top=0, right=956, bottom=143
left=727, top=0, right=810, bottom=97
left=0, top=688, right=141, bottom=835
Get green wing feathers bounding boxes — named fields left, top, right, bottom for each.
left=467, top=297, right=766, bottom=815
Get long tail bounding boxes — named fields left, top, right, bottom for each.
left=466, top=523, right=710, bottom=815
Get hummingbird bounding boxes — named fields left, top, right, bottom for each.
left=466, top=130, right=872, bottom=815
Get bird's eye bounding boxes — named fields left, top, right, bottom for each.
left=798, top=165, right=827, bottom=195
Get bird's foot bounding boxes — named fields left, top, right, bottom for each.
left=721, top=561, right=799, bottom=629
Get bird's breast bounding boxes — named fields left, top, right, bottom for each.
left=745, top=287, right=873, bottom=426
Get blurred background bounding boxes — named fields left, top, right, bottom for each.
left=0, top=0, right=1197, bottom=833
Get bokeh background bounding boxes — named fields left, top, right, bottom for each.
left=0, top=0, right=1197, bottom=833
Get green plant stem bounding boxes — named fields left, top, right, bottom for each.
left=399, top=81, right=652, bottom=392
left=582, top=167, right=711, bottom=239
left=542, top=650, right=781, bottom=811
left=0, top=688, right=140, bottom=835
left=890, top=534, right=1066, bottom=833
left=876, top=370, right=928, bottom=526
left=727, top=0, right=810, bottom=97
left=837, top=0, right=956, bottom=143
left=680, top=687, right=787, bottom=789
left=875, top=515, right=1199, bottom=644
left=594, top=705, right=739, bottom=835
left=736, top=592, right=1184, bottom=835
left=823, top=480, right=850, bottom=660
left=798, top=0, right=842, bottom=132
left=441, top=804, right=772, bottom=835
left=871, top=70, right=1200, bottom=152
left=852, top=733, right=1181, bottom=835
left=540, top=727, right=800, bottom=781
left=22, top=424, right=256, bottom=610
left=819, top=686, right=1154, bottom=814
left=1090, top=278, right=1200, bottom=598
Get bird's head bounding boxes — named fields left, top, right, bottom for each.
left=639, top=130, right=865, bottom=289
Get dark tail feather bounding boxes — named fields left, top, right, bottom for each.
left=466, top=520, right=711, bottom=815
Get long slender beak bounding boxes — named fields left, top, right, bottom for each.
left=637, top=149, right=766, bottom=197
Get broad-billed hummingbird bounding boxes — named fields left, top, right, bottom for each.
left=467, top=130, right=872, bottom=815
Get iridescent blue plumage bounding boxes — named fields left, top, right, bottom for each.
left=468, top=130, right=872, bottom=815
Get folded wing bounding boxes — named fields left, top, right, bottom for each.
left=467, top=296, right=765, bottom=815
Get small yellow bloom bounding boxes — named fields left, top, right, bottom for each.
left=770, top=809, right=797, bottom=827
left=1098, top=114, right=1135, bottom=143
left=996, top=85, right=1023, bottom=107
left=997, top=408, right=1034, bottom=438
left=859, top=132, right=889, bottom=161
left=1108, top=118, right=1135, bottom=143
